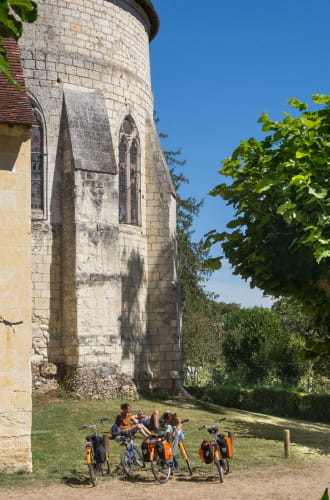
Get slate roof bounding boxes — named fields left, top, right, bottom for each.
left=136, top=0, right=159, bottom=40
left=0, top=38, right=34, bottom=126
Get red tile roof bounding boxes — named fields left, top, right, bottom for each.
left=0, top=38, right=34, bottom=126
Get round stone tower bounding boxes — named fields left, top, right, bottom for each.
left=19, top=0, right=182, bottom=398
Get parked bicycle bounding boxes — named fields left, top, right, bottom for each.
left=115, top=432, right=145, bottom=477
left=79, top=418, right=110, bottom=487
left=141, top=432, right=174, bottom=484
left=171, top=418, right=193, bottom=475
left=198, top=417, right=233, bottom=483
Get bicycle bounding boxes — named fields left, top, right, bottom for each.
left=115, top=432, right=145, bottom=477
left=198, top=417, right=233, bottom=483
left=79, top=418, right=110, bottom=486
left=141, top=432, right=173, bottom=484
left=171, top=418, right=193, bottom=475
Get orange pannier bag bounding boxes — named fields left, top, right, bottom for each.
left=156, top=437, right=173, bottom=460
left=224, top=436, right=233, bottom=458
left=141, top=437, right=156, bottom=462
left=198, top=440, right=213, bottom=463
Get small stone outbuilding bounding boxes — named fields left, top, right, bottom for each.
left=0, top=38, right=34, bottom=472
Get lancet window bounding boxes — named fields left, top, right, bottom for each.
left=31, top=100, right=46, bottom=213
left=118, top=116, right=140, bottom=225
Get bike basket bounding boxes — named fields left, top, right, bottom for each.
left=198, top=440, right=213, bottom=464
left=156, top=437, right=173, bottom=460
left=141, top=437, right=156, bottom=462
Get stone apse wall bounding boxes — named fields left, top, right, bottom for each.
left=20, top=0, right=182, bottom=397
left=0, top=123, right=32, bottom=472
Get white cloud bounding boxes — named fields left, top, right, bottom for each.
left=205, top=260, right=275, bottom=308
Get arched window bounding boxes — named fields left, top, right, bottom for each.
left=30, top=100, right=46, bottom=213
left=118, top=116, right=140, bottom=225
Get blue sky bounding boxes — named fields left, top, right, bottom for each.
left=149, top=0, right=330, bottom=308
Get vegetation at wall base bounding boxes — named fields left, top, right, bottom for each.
left=188, top=385, right=330, bottom=423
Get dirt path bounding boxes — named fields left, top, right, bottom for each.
left=1, top=460, right=329, bottom=500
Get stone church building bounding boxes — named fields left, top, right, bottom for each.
left=20, top=0, right=181, bottom=398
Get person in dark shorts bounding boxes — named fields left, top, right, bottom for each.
left=134, top=409, right=160, bottom=432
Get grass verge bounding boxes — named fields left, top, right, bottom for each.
left=0, top=393, right=329, bottom=489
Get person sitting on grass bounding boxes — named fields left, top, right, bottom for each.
left=134, top=409, right=160, bottom=432
left=112, top=403, right=152, bottom=438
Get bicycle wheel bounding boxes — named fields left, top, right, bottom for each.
left=151, top=458, right=172, bottom=484
left=222, top=459, right=230, bottom=475
left=120, top=450, right=133, bottom=477
left=88, top=463, right=98, bottom=486
left=133, top=445, right=145, bottom=468
left=215, top=460, right=224, bottom=483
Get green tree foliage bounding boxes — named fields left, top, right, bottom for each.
left=183, top=300, right=239, bottom=380
left=156, top=119, right=238, bottom=374
left=156, top=120, right=211, bottom=311
left=222, top=308, right=307, bottom=387
left=205, top=95, right=330, bottom=333
left=0, top=0, right=37, bottom=83
left=272, top=298, right=329, bottom=381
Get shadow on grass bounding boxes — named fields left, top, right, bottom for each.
left=61, top=469, right=93, bottom=487
left=233, top=419, right=330, bottom=455
left=175, top=474, right=222, bottom=483
left=191, top=398, right=235, bottom=417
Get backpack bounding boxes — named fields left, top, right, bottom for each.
left=89, top=435, right=106, bottom=463
left=198, top=440, right=213, bottom=464
left=156, top=437, right=173, bottom=460
left=141, top=437, right=157, bottom=462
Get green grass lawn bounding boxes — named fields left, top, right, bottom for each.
left=0, top=393, right=329, bottom=489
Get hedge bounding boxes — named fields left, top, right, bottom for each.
left=188, top=385, right=330, bottom=423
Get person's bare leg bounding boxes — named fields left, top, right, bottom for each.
left=130, top=423, right=151, bottom=437
left=150, top=410, right=159, bottom=430
left=140, top=423, right=152, bottom=436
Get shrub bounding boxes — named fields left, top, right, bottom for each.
left=188, top=385, right=330, bottom=423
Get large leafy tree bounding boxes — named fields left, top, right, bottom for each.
left=156, top=120, right=230, bottom=373
left=205, top=95, right=330, bottom=333
left=0, top=0, right=37, bottom=83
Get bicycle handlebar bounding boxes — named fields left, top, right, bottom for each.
left=78, top=417, right=109, bottom=430
left=198, top=418, right=226, bottom=430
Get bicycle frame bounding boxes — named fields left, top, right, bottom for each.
left=117, top=433, right=145, bottom=478
left=178, top=441, right=188, bottom=460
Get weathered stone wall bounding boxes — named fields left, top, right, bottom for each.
left=0, top=124, right=32, bottom=472
left=19, top=0, right=182, bottom=395
left=144, top=118, right=182, bottom=390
